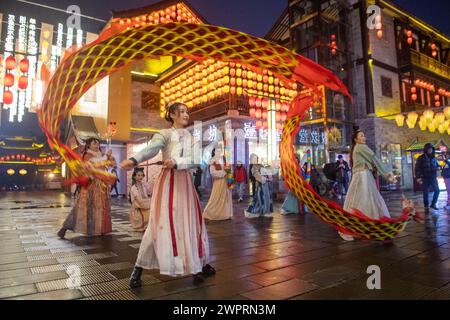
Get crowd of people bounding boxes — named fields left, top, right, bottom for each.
left=57, top=101, right=449, bottom=288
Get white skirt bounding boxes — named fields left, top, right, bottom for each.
left=343, top=169, right=390, bottom=220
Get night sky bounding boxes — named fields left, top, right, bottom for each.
left=1, top=0, right=449, bottom=37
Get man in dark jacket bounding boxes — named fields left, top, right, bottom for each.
left=415, top=143, right=440, bottom=211
left=335, top=155, right=350, bottom=199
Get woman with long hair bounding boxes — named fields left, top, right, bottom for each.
left=340, top=127, right=396, bottom=241
left=203, top=147, right=233, bottom=220
left=129, top=167, right=151, bottom=231
left=57, top=137, right=116, bottom=238
left=120, top=102, right=214, bottom=288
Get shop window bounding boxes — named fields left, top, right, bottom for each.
left=141, top=91, right=160, bottom=110
left=380, top=143, right=402, bottom=190
left=83, top=86, right=97, bottom=103
left=381, top=76, right=393, bottom=98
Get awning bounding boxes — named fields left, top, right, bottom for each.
left=406, top=139, right=448, bottom=152
left=69, top=115, right=100, bottom=145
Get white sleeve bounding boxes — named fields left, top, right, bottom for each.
left=132, top=134, right=165, bottom=164
left=210, top=164, right=226, bottom=178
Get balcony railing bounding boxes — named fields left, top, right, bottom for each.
left=406, top=49, right=450, bottom=79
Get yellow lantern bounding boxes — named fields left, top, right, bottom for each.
left=436, top=112, right=446, bottom=124
left=236, top=78, right=242, bottom=86
left=443, top=120, right=450, bottom=131
left=247, top=71, right=253, bottom=79
left=269, top=85, right=274, bottom=93
left=438, top=124, right=446, bottom=134
left=406, top=112, right=418, bottom=128
left=236, top=68, right=242, bottom=77
left=257, top=74, right=262, bottom=82
left=257, top=83, right=263, bottom=91
left=419, top=118, right=427, bottom=131
left=237, top=87, right=243, bottom=95
left=448, top=128, right=450, bottom=135
left=444, top=106, right=450, bottom=120
left=7, top=169, right=15, bottom=175
left=268, top=76, right=274, bottom=84
left=248, top=80, right=253, bottom=88
left=429, top=121, right=437, bottom=132
left=224, top=85, right=230, bottom=93
left=395, top=114, right=405, bottom=126
left=423, top=109, right=434, bottom=122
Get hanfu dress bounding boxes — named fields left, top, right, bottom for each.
left=132, top=127, right=210, bottom=276
left=203, top=156, right=233, bottom=220
left=129, top=182, right=151, bottom=231
left=281, top=168, right=306, bottom=215
left=341, top=143, right=392, bottom=240
left=244, top=164, right=277, bottom=218
left=62, top=149, right=113, bottom=236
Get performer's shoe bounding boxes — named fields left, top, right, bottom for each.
left=57, top=228, right=67, bottom=239
left=202, top=264, right=216, bottom=277
left=129, top=266, right=143, bottom=288
left=263, top=213, right=274, bottom=218
left=244, top=211, right=259, bottom=219
left=430, top=205, right=439, bottom=210
left=338, top=231, right=354, bottom=241
left=193, top=272, right=205, bottom=284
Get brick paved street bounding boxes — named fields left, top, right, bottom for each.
left=0, top=191, right=449, bottom=300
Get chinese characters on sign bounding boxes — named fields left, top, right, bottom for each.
left=298, top=129, right=326, bottom=145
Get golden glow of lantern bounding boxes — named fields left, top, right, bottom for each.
left=436, top=112, right=446, bottom=124
left=428, top=122, right=437, bottom=132
left=423, top=109, right=434, bottom=122
left=444, top=120, right=450, bottom=131
left=406, top=112, right=418, bottom=128
left=7, top=169, right=15, bottom=175
left=419, top=118, right=427, bottom=131
left=395, top=114, right=405, bottom=127
left=438, top=124, right=446, bottom=134
left=444, top=107, right=450, bottom=120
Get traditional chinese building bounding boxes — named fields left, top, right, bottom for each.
left=267, top=0, right=450, bottom=190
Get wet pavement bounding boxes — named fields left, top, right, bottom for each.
left=0, top=190, right=449, bottom=300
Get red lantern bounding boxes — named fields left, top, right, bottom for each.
left=263, top=121, right=268, bottom=129
left=407, top=37, right=413, bottom=45
left=331, top=34, right=336, bottom=40
left=277, top=123, right=283, bottom=130
left=19, top=58, right=29, bottom=73
left=21, top=154, right=25, bottom=160
left=411, top=94, right=417, bottom=101
left=6, top=156, right=10, bottom=161
left=276, top=113, right=281, bottom=121
left=256, top=120, right=262, bottom=129
left=435, top=101, right=441, bottom=107
left=431, top=44, right=436, bottom=50
left=411, top=86, right=417, bottom=94
left=5, top=56, right=16, bottom=70
left=255, top=98, right=262, bottom=108
left=276, top=101, right=281, bottom=111
left=249, top=108, right=256, bottom=117
left=26, top=157, right=31, bottom=161
left=406, top=30, right=412, bottom=37
left=18, top=76, right=28, bottom=90
left=261, top=99, right=268, bottom=109
left=262, top=111, right=268, bottom=120
left=2, top=91, right=13, bottom=104
left=376, top=30, right=383, bottom=39
left=11, top=155, right=15, bottom=160
left=4, top=73, right=14, bottom=87
left=281, top=114, right=287, bottom=122
left=249, top=97, right=256, bottom=107
left=435, top=94, right=440, bottom=101
left=255, top=109, right=262, bottom=119
left=331, top=48, right=337, bottom=55
left=432, top=51, right=437, bottom=57
left=0, top=157, right=4, bottom=161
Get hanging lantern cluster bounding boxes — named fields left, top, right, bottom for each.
left=160, top=60, right=298, bottom=118
left=2, top=56, right=16, bottom=105
left=412, top=78, right=449, bottom=106
left=330, top=34, right=337, bottom=55
left=406, top=29, right=413, bottom=45
left=248, top=96, right=289, bottom=130
left=414, top=78, right=435, bottom=92
left=396, top=108, right=450, bottom=135
left=115, top=3, right=200, bottom=30
left=431, top=43, right=438, bottom=58
left=375, top=14, right=383, bottom=39
left=0, top=154, right=55, bottom=164
left=410, top=86, right=417, bottom=101
left=1, top=56, right=30, bottom=105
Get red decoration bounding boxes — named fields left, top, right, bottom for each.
left=249, top=108, right=256, bottom=117
left=435, top=101, right=441, bottom=107
left=435, top=94, right=440, bottom=101
left=411, top=86, right=417, bottom=94
left=5, top=56, right=16, bottom=70
left=255, top=109, right=262, bottom=119
left=277, top=123, right=283, bottom=130
left=249, top=97, right=256, bottom=107
left=6, top=156, right=10, bottom=161
left=18, top=76, right=28, bottom=90
left=19, top=58, right=29, bottom=73
left=263, top=121, right=268, bottom=129
left=256, top=120, right=262, bottom=129
left=0, top=157, right=4, bottom=161
left=255, top=98, right=262, bottom=108
left=4, top=73, right=14, bottom=87
left=2, top=91, right=13, bottom=104
left=262, top=111, right=268, bottom=119
left=411, top=94, right=417, bottom=101
left=26, top=157, right=31, bottom=161
left=376, top=30, right=383, bottom=39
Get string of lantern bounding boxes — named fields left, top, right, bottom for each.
left=1, top=55, right=30, bottom=105
left=0, top=154, right=55, bottom=164
left=395, top=106, right=450, bottom=134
